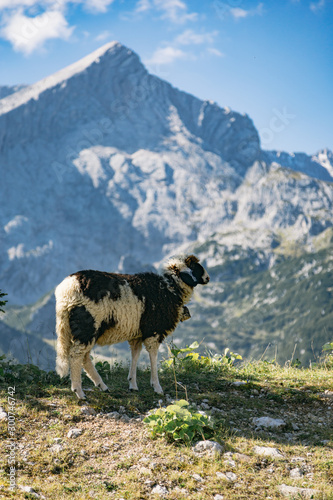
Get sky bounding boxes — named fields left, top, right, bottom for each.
left=0, top=0, right=332, bottom=155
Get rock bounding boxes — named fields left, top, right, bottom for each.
left=253, top=446, right=284, bottom=458
left=120, top=415, right=131, bottom=423
left=193, top=440, right=223, bottom=456
left=151, top=485, right=168, bottom=496
left=18, top=486, right=44, bottom=498
left=225, top=472, right=237, bottom=482
left=50, top=444, right=63, bottom=453
left=81, top=405, right=96, bottom=416
left=192, top=473, right=204, bottom=482
left=232, top=381, right=246, bottom=386
left=216, top=471, right=237, bottom=482
left=233, top=452, right=251, bottom=463
left=321, top=390, right=333, bottom=399
left=224, top=459, right=236, bottom=467
left=291, top=457, right=306, bottom=463
left=214, top=495, right=224, bottom=500
left=201, top=403, right=210, bottom=410
left=252, top=417, right=286, bottom=429
left=105, top=411, right=121, bottom=420
left=290, top=467, right=303, bottom=478
left=67, top=428, right=83, bottom=439
left=0, top=407, right=7, bottom=420
left=278, top=484, right=319, bottom=498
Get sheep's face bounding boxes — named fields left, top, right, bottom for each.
left=166, top=254, right=210, bottom=288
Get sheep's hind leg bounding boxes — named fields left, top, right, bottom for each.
left=143, top=336, right=163, bottom=395
left=83, top=352, right=109, bottom=392
left=69, top=345, right=87, bottom=399
left=128, top=338, right=142, bottom=391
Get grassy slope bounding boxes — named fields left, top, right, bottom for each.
left=0, top=353, right=332, bottom=499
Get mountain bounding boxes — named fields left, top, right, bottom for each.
left=0, top=42, right=332, bottom=366
left=0, top=84, right=26, bottom=100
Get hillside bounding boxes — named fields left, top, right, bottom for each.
left=0, top=41, right=332, bottom=366
left=0, top=350, right=332, bottom=499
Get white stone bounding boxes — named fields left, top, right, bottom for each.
left=105, top=411, right=121, bottom=420
left=18, top=486, right=43, bottom=498
left=290, top=467, right=303, bottom=478
left=252, top=416, right=286, bottom=429
left=225, top=472, right=237, bottom=482
left=81, top=406, right=96, bottom=416
left=224, top=459, right=236, bottom=467
left=67, top=428, right=83, bottom=439
left=278, top=484, right=319, bottom=498
left=192, top=473, right=204, bottom=482
left=253, top=446, right=284, bottom=458
left=151, top=485, right=168, bottom=496
left=216, top=471, right=237, bottom=482
left=193, top=440, right=223, bottom=456
left=0, top=407, right=7, bottom=420
left=214, top=495, right=224, bottom=500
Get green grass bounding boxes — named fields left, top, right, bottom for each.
left=0, top=350, right=332, bottom=499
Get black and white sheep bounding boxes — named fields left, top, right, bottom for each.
left=55, top=254, right=210, bottom=399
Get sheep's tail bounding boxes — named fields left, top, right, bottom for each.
left=55, top=305, right=71, bottom=378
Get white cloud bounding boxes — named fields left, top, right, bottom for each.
left=135, top=0, right=151, bottom=13
left=310, top=0, right=325, bottom=12
left=1, top=9, right=74, bottom=55
left=0, top=0, right=115, bottom=13
left=0, top=0, right=117, bottom=53
left=133, top=0, right=197, bottom=24
left=0, top=0, right=37, bottom=7
left=145, top=45, right=190, bottom=65
left=84, top=0, right=114, bottom=13
left=146, top=27, right=223, bottom=67
left=174, top=29, right=218, bottom=45
left=207, top=47, right=224, bottom=57
left=154, top=0, right=197, bottom=23
left=230, top=2, right=264, bottom=20
left=94, top=29, right=112, bottom=41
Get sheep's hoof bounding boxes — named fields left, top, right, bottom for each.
left=151, top=384, right=164, bottom=395
left=74, top=389, right=87, bottom=400
left=98, top=385, right=110, bottom=393
left=129, top=388, right=139, bottom=392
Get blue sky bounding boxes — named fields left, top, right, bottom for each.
left=0, top=0, right=332, bottom=154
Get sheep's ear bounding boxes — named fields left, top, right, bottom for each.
left=185, top=255, right=199, bottom=268
left=179, top=271, right=197, bottom=287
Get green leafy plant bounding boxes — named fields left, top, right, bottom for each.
left=164, top=341, right=200, bottom=367
left=143, top=399, right=214, bottom=445
left=322, top=342, right=333, bottom=354
left=165, top=342, right=242, bottom=370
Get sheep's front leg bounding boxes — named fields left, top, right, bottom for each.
left=144, top=336, right=163, bottom=395
left=128, top=338, right=142, bottom=391
left=83, top=352, right=109, bottom=392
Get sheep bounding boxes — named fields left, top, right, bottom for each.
left=55, top=254, right=210, bottom=399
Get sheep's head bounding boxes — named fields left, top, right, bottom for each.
left=164, top=254, right=210, bottom=288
